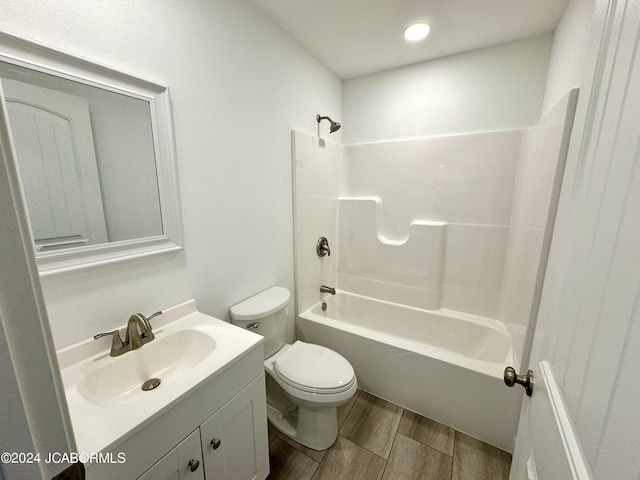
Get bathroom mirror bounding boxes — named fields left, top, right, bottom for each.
left=0, top=31, right=182, bottom=273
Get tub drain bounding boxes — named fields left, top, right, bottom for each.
left=142, top=378, right=161, bottom=391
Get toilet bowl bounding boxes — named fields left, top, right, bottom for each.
left=230, top=286, right=357, bottom=450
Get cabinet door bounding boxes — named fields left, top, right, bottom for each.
left=138, top=429, right=204, bottom=480
left=200, top=374, right=269, bottom=480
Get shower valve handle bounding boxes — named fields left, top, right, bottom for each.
left=317, top=237, right=331, bottom=257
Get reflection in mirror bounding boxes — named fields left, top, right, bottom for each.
left=0, top=30, right=182, bottom=274
left=0, top=61, right=163, bottom=252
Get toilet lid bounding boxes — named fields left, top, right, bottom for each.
left=274, top=341, right=354, bottom=393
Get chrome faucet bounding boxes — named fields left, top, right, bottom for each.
left=320, top=285, right=336, bottom=295
left=94, top=311, right=162, bottom=357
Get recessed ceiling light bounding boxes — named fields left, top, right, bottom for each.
left=404, top=23, right=431, bottom=42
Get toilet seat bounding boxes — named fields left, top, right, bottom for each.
left=273, top=341, right=355, bottom=394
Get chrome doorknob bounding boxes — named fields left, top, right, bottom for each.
left=504, top=366, right=533, bottom=396
left=188, top=459, right=200, bottom=472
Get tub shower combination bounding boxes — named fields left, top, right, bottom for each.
left=292, top=96, right=575, bottom=452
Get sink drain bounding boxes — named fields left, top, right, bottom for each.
left=142, top=378, right=161, bottom=391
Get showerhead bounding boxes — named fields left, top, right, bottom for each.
left=316, top=114, right=341, bottom=133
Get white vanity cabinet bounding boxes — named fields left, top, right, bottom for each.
left=138, top=374, right=268, bottom=480
left=76, top=308, right=271, bottom=480
left=138, top=429, right=204, bottom=480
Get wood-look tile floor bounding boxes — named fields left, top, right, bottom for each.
left=267, top=390, right=512, bottom=480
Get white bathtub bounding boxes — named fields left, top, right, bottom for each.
left=296, top=291, right=523, bottom=452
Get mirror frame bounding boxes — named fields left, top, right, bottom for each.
left=0, top=30, right=183, bottom=274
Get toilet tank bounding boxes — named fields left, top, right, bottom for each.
left=230, top=286, right=290, bottom=359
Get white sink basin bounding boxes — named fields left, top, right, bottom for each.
left=57, top=299, right=264, bottom=457
left=77, top=329, right=217, bottom=407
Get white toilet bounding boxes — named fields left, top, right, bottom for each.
left=230, top=286, right=357, bottom=450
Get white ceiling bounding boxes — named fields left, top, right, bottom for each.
left=248, top=0, right=571, bottom=79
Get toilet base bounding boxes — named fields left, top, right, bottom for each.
left=267, top=403, right=339, bottom=451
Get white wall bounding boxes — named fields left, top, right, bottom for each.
left=343, top=34, right=553, bottom=144
left=541, top=0, right=596, bottom=116
left=0, top=0, right=341, bottom=348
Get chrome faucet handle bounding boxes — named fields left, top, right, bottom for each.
left=146, top=311, right=163, bottom=322
left=143, top=311, right=162, bottom=332
left=94, top=330, right=125, bottom=356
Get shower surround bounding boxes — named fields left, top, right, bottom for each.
left=291, top=90, right=577, bottom=451
left=338, top=131, right=521, bottom=317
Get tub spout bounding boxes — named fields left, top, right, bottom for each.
left=320, top=285, right=336, bottom=295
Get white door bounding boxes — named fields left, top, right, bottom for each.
left=1, top=78, right=108, bottom=249
left=0, top=74, right=75, bottom=479
left=509, top=0, right=640, bottom=478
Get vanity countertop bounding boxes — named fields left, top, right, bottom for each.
left=58, top=299, right=263, bottom=456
